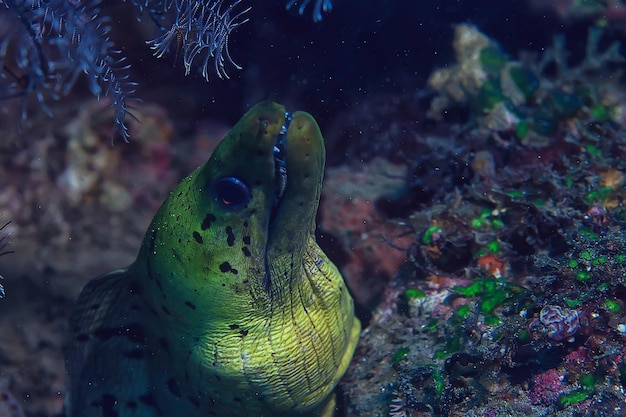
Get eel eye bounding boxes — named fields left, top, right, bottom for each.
left=212, top=177, right=250, bottom=209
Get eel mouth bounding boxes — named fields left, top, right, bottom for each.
left=263, top=110, right=291, bottom=293
left=271, top=111, right=291, bottom=213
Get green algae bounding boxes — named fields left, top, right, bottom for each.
left=603, top=299, right=622, bottom=313
left=454, top=280, right=484, bottom=297
left=471, top=209, right=504, bottom=230
left=432, top=368, right=445, bottom=396
left=579, top=229, right=599, bottom=240
left=392, top=347, right=410, bottom=363
left=434, top=337, right=461, bottom=360
left=557, top=388, right=591, bottom=408
left=486, top=240, right=500, bottom=254
left=456, top=304, right=471, bottom=319
left=564, top=298, right=583, bottom=308
left=556, top=374, right=598, bottom=409
left=509, top=65, right=539, bottom=99
left=422, top=225, right=442, bottom=245
left=580, top=373, right=597, bottom=390
left=590, top=104, right=610, bottom=121
left=584, top=186, right=614, bottom=206
left=476, top=80, right=506, bottom=113
left=405, top=288, right=426, bottom=300
left=479, top=46, right=508, bottom=72
left=517, top=330, right=530, bottom=342
left=585, top=144, right=603, bottom=158
left=515, top=120, right=529, bottom=139
left=453, top=278, right=525, bottom=324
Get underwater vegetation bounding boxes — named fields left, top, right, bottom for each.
left=427, top=23, right=625, bottom=147
left=338, top=22, right=626, bottom=417
left=0, top=0, right=327, bottom=140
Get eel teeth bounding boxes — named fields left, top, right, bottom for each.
left=273, top=111, right=291, bottom=205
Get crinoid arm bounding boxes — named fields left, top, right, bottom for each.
left=286, top=0, right=333, bottom=22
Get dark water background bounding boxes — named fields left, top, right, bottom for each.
left=111, top=0, right=593, bottom=134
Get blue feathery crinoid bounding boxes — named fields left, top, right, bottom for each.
left=286, top=0, right=332, bottom=22
left=0, top=0, right=329, bottom=140
left=0, top=0, right=248, bottom=140
left=0, top=0, right=136, bottom=140
left=0, top=219, right=13, bottom=298
left=145, top=0, right=250, bottom=80
left=0, top=220, right=12, bottom=258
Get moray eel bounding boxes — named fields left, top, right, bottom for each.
left=65, top=101, right=361, bottom=417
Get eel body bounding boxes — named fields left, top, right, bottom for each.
left=65, top=101, right=361, bottom=417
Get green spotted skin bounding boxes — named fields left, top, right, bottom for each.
left=65, top=102, right=361, bottom=417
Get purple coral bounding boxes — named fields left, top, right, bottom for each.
left=529, top=369, right=564, bottom=406
left=540, top=305, right=580, bottom=341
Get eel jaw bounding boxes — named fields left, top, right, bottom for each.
left=264, top=110, right=291, bottom=293
left=271, top=110, right=292, bottom=214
